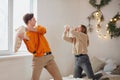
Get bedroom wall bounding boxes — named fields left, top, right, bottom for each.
left=37, top=0, right=120, bottom=80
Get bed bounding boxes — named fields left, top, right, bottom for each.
left=50, top=56, right=120, bottom=80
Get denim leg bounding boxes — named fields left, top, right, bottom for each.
left=81, top=56, right=103, bottom=80
left=76, top=55, right=103, bottom=80
left=81, top=56, right=94, bottom=79
left=73, top=58, right=83, bottom=78
left=81, top=58, right=94, bottom=79
left=78, top=55, right=94, bottom=79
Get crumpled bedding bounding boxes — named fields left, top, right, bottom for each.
left=50, top=74, right=120, bottom=80
left=101, top=74, right=120, bottom=80
left=50, top=75, right=92, bottom=80
left=62, top=75, right=92, bottom=80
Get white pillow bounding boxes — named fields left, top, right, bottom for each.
left=14, top=26, right=29, bottom=52
left=90, top=56, right=106, bottom=73
left=103, top=59, right=117, bottom=72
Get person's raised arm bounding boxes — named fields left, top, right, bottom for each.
left=62, top=25, right=73, bottom=43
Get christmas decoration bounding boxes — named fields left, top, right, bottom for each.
left=87, top=0, right=112, bottom=39
left=107, top=13, right=120, bottom=38
left=89, top=0, right=111, bottom=9
left=89, top=10, right=104, bottom=23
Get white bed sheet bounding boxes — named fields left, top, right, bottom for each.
left=50, top=75, right=92, bottom=80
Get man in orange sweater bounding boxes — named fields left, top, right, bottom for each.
left=19, top=13, right=62, bottom=80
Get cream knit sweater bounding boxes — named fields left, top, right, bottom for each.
left=62, top=29, right=89, bottom=55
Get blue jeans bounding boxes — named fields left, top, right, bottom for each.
left=74, top=54, right=103, bottom=80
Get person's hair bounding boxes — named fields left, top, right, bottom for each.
left=81, top=24, right=89, bottom=46
left=23, top=13, right=34, bottom=24
left=81, top=25, right=87, bottom=34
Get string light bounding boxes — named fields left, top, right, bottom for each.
left=87, top=9, right=120, bottom=39
left=114, top=18, right=117, bottom=21
left=91, top=10, right=110, bottom=40
left=106, top=24, right=108, bottom=27
left=96, top=29, right=100, bottom=32
left=106, top=30, right=109, bottom=34
left=110, top=19, right=113, bottom=22
left=95, top=22, right=110, bottom=40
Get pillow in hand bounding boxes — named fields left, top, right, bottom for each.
left=14, top=26, right=29, bottom=52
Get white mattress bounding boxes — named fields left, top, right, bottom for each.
left=50, top=75, right=92, bottom=80
left=50, top=73, right=120, bottom=80
left=50, top=78, right=91, bottom=80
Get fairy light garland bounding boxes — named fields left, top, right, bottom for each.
left=88, top=0, right=112, bottom=39
left=96, top=23, right=110, bottom=40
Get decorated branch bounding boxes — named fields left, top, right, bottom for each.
left=107, top=13, right=120, bottom=38
left=89, top=0, right=111, bottom=9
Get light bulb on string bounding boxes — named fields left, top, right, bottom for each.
left=96, top=12, right=99, bottom=16
left=110, top=19, right=113, bottom=22
left=106, top=30, right=109, bottom=34
left=114, top=18, right=117, bottom=21
left=103, top=35, right=107, bottom=39
left=96, top=27, right=101, bottom=33
left=106, top=24, right=108, bottom=28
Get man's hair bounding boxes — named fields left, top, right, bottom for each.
left=23, top=13, right=34, bottom=24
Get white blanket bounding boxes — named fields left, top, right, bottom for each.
left=50, top=75, right=92, bottom=80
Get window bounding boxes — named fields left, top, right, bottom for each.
left=0, top=0, right=8, bottom=51
left=0, top=0, right=37, bottom=54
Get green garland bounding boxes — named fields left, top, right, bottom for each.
left=107, top=13, right=120, bottom=38
left=89, top=0, right=111, bottom=9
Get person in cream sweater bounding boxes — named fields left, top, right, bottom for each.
left=62, top=24, right=102, bottom=80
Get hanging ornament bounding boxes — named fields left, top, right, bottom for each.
left=96, top=24, right=101, bottom=30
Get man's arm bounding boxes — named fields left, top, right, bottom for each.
left=36, top=25, right=46, bottom=35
